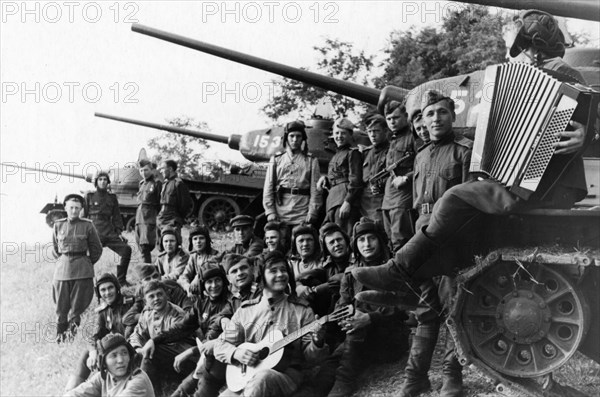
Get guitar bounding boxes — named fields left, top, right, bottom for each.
left=225, top=304, right=355, bottom=392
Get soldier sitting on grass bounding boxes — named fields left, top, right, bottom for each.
left=155, top=227, right=190, bottom=282
left=178, top=224, right=222, bottom=297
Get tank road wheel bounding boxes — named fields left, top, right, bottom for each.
left=198, top=196, right=240, bottom=233
left=461, top=262, right=589, bottom=378
left=45, top=209, right=67, bottom=228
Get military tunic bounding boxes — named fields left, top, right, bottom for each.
left=157, top=175, right=194, bottom=235
left=263, top=148, right=322, bottom=225
left=225, top=235, right=265, bottom=258
left=178, top=248, right=222, bottom=293
left=359, top=141, right=389, bottom=222
left=135, top=175, right=162, bottom=255
left=155, top=247, right=190, bottom=281
left=52, top=217, right=103, bottom=334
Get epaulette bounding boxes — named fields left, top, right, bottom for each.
left=138, top=179, right=145, bottom=186
left=454, top=136, right=473, bottom=149
left=157, top=251, right=167, bottom=258
left=417, top=142, right=432, bottom=153
left=357, top=144, right=372, bottom=153
left=241, top=296, right=262, bottom=307
left=55, top=218, right=67, bottom=223
left=274, top=151, right=284, bottom=157
left=288, top=295, right=310, bottom=307
left=94, top=302, right=109, bottom=313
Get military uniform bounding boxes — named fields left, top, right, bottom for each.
left=178, top=249, right=222, bottom=294
left=214, top=291, right=328, bottom=397
left=85, top=190, right=133, bottom=284
left=135, top=174, right=162, bottom=263
left=52, top=217, right=103, bottom=337
left=263, top=148, right=321, bottom=226
left=324, top=144, right=363, bottom=236
left=157, top=174, right=194, bottom=244
left=155, top=247, right=190, bottom=281
left=381, top=126, right=417, bottom=251
left=225, top=236, right=264, bottom=258
left=360, top=141, right=389, bottom=223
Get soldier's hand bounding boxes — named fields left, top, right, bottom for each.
left=316, top=176, right=328, bottom=191
left=553, top=121, right=586, bottom=155
left=267, top=214, right=278, bottom=222
left=200, top=339, right=217, bottom=356
left=86, top=350, right=98, bottom=370
left=342, top=311, right=371, bottom=334
left=189, top=278, right=201, bottom=295
left=233, top=347, right=260, bottom=366
left=141, top=340, right=156, bottom=360
left=305, top=213, right=316, bottom=225
left=173, top=348, right=194, bottom=373
left=339, top=201, right=351, bottom=220
left=392, top=176, right=408, bottom=189
left=296, top=285, right=312, bottom=300
left=311, top=317, right=326, bottom=347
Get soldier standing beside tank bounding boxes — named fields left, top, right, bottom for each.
left=84, top=172, right=133, bottom=286
left=53, top=194, right=103, bottom=343
left=157, top=159, right=194, bottom=246
left=317, top=118, right=363, bottom=236
left=135, top=159, right=162, bottom=263
left=381, top=101, right=417, bottom=252
left=360, top=114, right=390, bottom=224
left=263, top=121, right=322, bottom=241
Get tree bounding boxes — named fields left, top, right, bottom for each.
left=147, top=116, right=215, bottom=179
left=262, top=38, right=375, bottom=121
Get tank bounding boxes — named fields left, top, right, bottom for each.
left=126, top=3, right=600, bottom=395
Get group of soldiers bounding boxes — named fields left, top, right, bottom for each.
left=55, top=9, right=594, bottom=397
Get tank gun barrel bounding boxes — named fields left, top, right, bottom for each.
left=95, top=112, right=240, bottom=149
left=131, top=24, right=388, bottom=106
left=460, top=0, right=600, bottom=22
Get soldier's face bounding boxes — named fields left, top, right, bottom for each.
left=192, top=235, right=207, bottom=252
left=144, top=288, right=167, bottom=312
left=386, top=108, right=408, bottom=133
left=139, top=165, right=153, bottom=180
left=287, top=131, right=304, bottom=151
left=234, top=226, right=252, bottom=244
left=296, top=234, right=315, bottom=259
left=97, top=176, right=109, bottom=190
left=324, top=232, right=348, bottom=259
left=159, top=163, right=173, bottom=179
left=423, top=101, right=455, bottom=141
left=98, top=282, right=117, bottom=305
left=263, top=262, right=289, bottom=293
left=228, top=262, right=253, bottom=289
left=333, top=128, right=352, bottom=147
left=367, top=125, right=388, bottom=146
left=413, top=117, right=430, bottom=143
left=65, top=200, right=82, bottom=219
left=162, top=235, right=178, bottom=253
left=105, top=345, right=131, bottom=380
left=357, top=233, right=380, bottom=261
left=264, top=230, right=281, bottom=251
left=204, top=276, right=224, bottom=300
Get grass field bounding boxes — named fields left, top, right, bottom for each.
left=1, top=230, right=599, bottom=396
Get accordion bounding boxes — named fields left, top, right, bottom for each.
left=470, top=62, right=598, bottom=200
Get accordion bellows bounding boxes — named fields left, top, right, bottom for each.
left=470, top=62, right=595, bottom=200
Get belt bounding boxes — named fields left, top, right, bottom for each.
left=280, top=187, right=310, bottom=196
left=419, top=203, right=434, bottom=215
left=63, top=251, right=87, bottom=257
left=330, top=178, right=348, bottom=187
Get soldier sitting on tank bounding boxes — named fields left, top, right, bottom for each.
left=359, top=114, right=390, bottom=224
left=155, top=227, right=189, bottom=282
left=225, top=215, right=264, bottom=257
left=64, top=273, right=135, bottom=391
left=129, top=280, right=193, bottom=394
left=254, top=221, right=287, bottom=284
left=317, top=118, right=363, bottom=236
left=84, top=172, right=133, bottom=286
left=157, top=159, right=194, bottom=247
left=178, top=224, right=221, bottom=297
left=317, top=218, right=410, bottom=397
left=135, top=159, right=162, bottom=264
left=122, top=264, right=193, bottom=337
left=263, top=120, right=322, bottom=243
left=352, top=9, right=592, bottom=314
left=52, top=194, right=103, bottom=343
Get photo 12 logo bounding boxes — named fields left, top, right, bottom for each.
left=1, top=81, right=139, bottom=104
left=200, top=1, right=339, bottom=24
left=1, top=1, right=140, bottom=24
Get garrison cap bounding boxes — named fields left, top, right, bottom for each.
left=222, top=253, right=250, bottom=274
left=420, top=90, right=454, bottom=113
left=409, top=108, right=422, bottom=122
left=334, top=118, right=356, bottom=132
left=138, top=159, right=153, bottom=168
left=365, top=114, right=387, bottom=130
left=137, top=264, right=159, bottom=279
left=230, top=214, right=254, bottom=228
left=63, top=193, right=85, bottom=207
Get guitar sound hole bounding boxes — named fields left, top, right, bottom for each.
left=258, top=347, right=270, bottom=360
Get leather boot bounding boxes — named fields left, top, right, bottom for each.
left=327, top=339, right=363, bottom=397
left=117, top=265, right=130, bottom=287
left=399, top=334, right=437, bottom=397
left=355, top=290, right=420, bottom=310
left=170, top=373, right=197, bottom=397
left=352, top=227, right=439, bottom=292
left=64, top=375, right=85, bottom=392
left=440, top=335, right=463, bottom=397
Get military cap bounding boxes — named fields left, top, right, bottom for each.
left=94, top=171, right=111, bottom=188
left=420, top=90, right=454, bottom=113
left=138, top=159, right=153, bottom=168
left=199, top=264, right=228, bottom=287
left=137, top=264, right=159, bottom=279
left=409, top=108, right=422, bottom=123
left=509, top=10, right=565, bottom=58
left=366, top=114, right=387, bottom=130
left=222, top=253, right=250, bottom=274
left=334, top=117, right=356, bottom=132
left=63, top=193, right=85, bottom=207
left=285, top=120, right=306, bottom=133
left=230, top=214, right=254, bottom=228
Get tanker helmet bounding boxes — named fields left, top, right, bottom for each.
left=509, top=10, right=566, bottom=58
left=283, top=120, right=308, bottom=153
left=94, top=171, right=111, bottom=188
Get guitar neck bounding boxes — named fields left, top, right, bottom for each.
left=270, top=317, right=325, bottom=353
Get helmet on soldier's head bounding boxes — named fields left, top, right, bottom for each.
left=94, top=171, right=111, bottom=188
left=283, top=120, right=308, bottom=153
left=509, top=10, right=566, bottom=58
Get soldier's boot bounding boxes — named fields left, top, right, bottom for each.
left=56, top=322, right=69, bottom=344
left=170, top=373, right=197, bottom=397
left=352, top=227, right=439, bottom=292
left=64, top=375, right=85, bottom=392
left=399, top=334, right=438, bottom=397
left=440, top=336, right=463, bottom=397
left=327, top=339, right=363, bottom=397
left=117, top=264, right=130, bottom=287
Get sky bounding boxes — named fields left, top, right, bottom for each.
left=1, top=0, right=599, bottom=246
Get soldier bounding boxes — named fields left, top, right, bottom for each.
left=263, top=120, right=322, bottom=238
left=52, top=194, right=103, bottom=343
left=225, top=215, right=264, bottom=257
left=411, top=109, right=430, bottom=148
left=178, top=225, right=221, bottom=297
left=359, top=114, right=390, bottom=223
left=155, top=228, right=190, bottom=281
left=381, top=100, right=417, bottom=252
left=135, top=159, right=162, bottom=263
left=157, top=159, right=194, bottom=246
left=317, top=118, right=363, bottom=236
left=84, top=171, right=133, bottom=286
